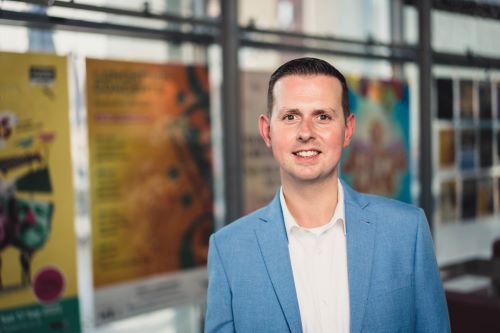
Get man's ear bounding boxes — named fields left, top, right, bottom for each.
left=258, top=114, right=272, bottom=148
left=343, top=113, right=355, bottom=148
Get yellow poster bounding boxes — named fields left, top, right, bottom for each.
left=86, top=58, right=213, bottom=306
left=0, top=52, right=80, bottom=332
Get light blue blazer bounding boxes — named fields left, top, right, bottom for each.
left=205, top=183, right=450, bottom=332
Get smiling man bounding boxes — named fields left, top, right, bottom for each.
left=205, top=57, right=450, bottom=333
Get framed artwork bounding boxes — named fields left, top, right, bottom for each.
left=460, top=129, right=477, bottom=170
left=478, top=81, right=492, bottom=120
left=439, top=129, right=455, bottom=169
left=497, top=129, right=500, bottom=162
left=479, top=128, right=493, bottom=168
left=439, top=180, right=457, bottom=222
left=478, top=178, right=494, bottom=217
left=460, top=80, right=474, bottom=120
left=461, top=179, right=478, bottom=220
left=497, top=83, right=500, bottom=119
left=437, top=78, right=454, bottom=120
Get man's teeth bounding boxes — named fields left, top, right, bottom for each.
left=295, top=150, right=318, bottom=157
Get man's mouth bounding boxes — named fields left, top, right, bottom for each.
left=293, top=150, right=320, bottom=157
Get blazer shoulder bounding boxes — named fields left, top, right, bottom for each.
left=357, top=192, right=425, bottom=231
left=211, top=206, right=266, bottom=243
left=362, top=192, right=422, bottom=215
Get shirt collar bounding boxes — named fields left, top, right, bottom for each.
left=280, top=180, right=346, bottom=236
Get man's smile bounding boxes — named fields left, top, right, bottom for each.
left=293, top=150, right=321, bottom=158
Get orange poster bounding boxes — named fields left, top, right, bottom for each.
left=86, top=58, right=212, bottom=324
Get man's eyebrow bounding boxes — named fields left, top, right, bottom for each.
left=312, top=108, right=339, bottom=116
left=277, top=108, right=301, bottom=115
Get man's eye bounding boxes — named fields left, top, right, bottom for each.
left=284, top=114, right=296, bottom=120
left=318, top=114, right=331, bottom=120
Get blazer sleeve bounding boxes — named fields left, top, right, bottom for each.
left=414, top=209, right=451, bottom=332
left=204, top=234, right=235, bottom=333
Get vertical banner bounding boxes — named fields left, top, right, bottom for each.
left=0, top=52, right=80, bottom=332
left=86, top=59, right=212, bottom=325
left=342, top=77, right=411, bottom=203
left=241, top=71, right=280, bottom=214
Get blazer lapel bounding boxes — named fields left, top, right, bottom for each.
left=344, top=184, right=376, bottom=333
left=254, top=193, right=302, bottom=333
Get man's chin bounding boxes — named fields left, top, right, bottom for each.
left=283, top=171, right=337, bottom=185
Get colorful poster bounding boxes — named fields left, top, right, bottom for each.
left=241, top=71, right=280, bottom=214
left=436, top=78, right=453, bottom=120
left=460, top=129, right=477, bottom=170
left=478, top=81, right=492, bottom=120
left=477, top=178, right=494, bottom=217
left=0, top=52, right=80, bottom=332
left=439, top=180, right=457, bottom=223
left=460, top=80, right=474, bottom=120
left=86, top=58, right=212, bottom=325
left=461, top=179, right=477, bottom=220
left=342, top=77, right=411, bottom=203
left=439, top=129, right=455, bottom=169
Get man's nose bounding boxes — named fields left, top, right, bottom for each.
left=297, top=118, right=314, bottom=142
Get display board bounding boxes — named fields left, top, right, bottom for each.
left=86, top=58, right=212, bottom=325
left=435, top=78, right=500, bottom=224
left=0, top=52, right=80, bottom=333
left=342, top=77, right=411, bottom=203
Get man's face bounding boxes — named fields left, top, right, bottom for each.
left=259, top=74, right=355, bottom=186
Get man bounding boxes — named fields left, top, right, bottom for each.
left=205, top=57, right=450, bottom=333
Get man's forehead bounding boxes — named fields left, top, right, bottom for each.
left=273, top=74, right=343, bottom=97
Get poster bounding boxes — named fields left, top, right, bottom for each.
left=461, top=179, right=477, bottom=220
left=460, top=129, right=476, bottom=170
left=241, top=71, right=280, bottom=214
left=497, top=178, right=500, bottom=214
left=496, top=130, right=500, bottom=162
left=497, top=83, right=500, bottom=120
left=436, top=78, right=453, bottom=119
left=439, top=129, right=455, bottom=169
left=460, top=80, right=474, bottom=120
left=439, top=180, right=457, bottom=223
left=86, top=58, right=212, bottom=324
left=342, top=77, right=411, bottom=203
left=477, top=178, right=494, bottom=217
left=479, top=128, right=493, bottom=168
left=0, top=52, right=80, bottom=332
left=478, top=81, right=491, bottom=120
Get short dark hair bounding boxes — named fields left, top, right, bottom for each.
left=267, top=57, right=350, bottom=119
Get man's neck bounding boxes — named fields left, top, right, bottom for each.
left=282, top=177, right=339, bottom=228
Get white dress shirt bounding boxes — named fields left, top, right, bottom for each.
left=280, top=181, right=350, bottom=333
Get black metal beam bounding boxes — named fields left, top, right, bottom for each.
left=405, top=0, right=500, bottom=21
left=240, top=37, right=416, bottom=62
left=242, top=25, right=413, bottom=50
left=5, top=0, right=218, bottom=27
left=0, top=9, right=216, bottom=44
left=221, top=0, right=243, bottom=223
left=418, top=0, right=434, bottom=227
left=434, top=51, right=500, bottom=69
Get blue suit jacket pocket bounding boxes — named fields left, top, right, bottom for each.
left=363, top=273, right=415, bottom=332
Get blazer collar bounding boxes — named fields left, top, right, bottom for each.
left=255, top=192, right=302, bottom=333
left=254, top=182, right=376, bottom=333
left=343, top=181, right=376, bottom=333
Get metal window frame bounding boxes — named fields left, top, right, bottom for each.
left=1, top=0, right=500, bottom=226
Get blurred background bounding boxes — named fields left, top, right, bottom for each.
left=0, top=0, right=499, bottom=332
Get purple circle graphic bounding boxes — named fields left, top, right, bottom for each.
left=33, top=267, right=65, bottom=303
